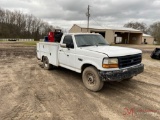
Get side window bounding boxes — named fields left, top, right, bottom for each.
left=63, top=35, right=74, bottom=48
left=63, top=35, right=73, bottom=44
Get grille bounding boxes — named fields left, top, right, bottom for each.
left=118, top=54, right=142, bottom=68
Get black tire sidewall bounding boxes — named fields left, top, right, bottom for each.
left=124, top=77, right=133, bottom=81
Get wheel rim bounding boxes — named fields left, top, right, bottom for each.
left=44, top=58, right=48, bottom=68
left=86, top=73, right=96, bottom=85
left=45, top=63, right=48, bottom=67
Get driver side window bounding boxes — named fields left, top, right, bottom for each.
left=63, top=35, right=74, bottom=48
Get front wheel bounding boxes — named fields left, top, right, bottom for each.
left=82, top=66, right=104, bottom=92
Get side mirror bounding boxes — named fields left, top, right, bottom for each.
left=66, top=43, right=74, bottom=49
left=60, top=44, right=66, bottom=48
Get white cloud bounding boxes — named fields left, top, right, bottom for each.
left=0, top=0, right=160, bottom=29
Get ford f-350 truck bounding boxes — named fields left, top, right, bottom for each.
left=37, top=33, right=144, bottom=91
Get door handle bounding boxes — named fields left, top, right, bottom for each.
left=67, top=55, right=69, bottom=57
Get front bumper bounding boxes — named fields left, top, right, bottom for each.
left=99, top=64, right=144, bottom=81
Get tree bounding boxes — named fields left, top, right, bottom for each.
left=0, top=8, right=5, bottom=23
left=0, top=8, right=56, bottom=40
left=124, top=22, right=148, bottom=33
left=149, top=22, right=160, bottom=44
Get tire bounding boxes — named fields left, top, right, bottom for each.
left=124, top=77, right=133, bottom=81
left=43, top=56, right=52, bottom=70
left=82, top=66, right=104, bottom=92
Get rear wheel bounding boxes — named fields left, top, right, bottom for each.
left=82, top=66, right=104, bottom=92
left=43, top=56, right=52, bottom=70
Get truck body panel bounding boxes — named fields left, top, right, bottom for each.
left=37, top=42, right=59, bottom=66
left=82, top=46, right=142, bottom=57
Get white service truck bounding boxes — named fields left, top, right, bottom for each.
left=37, top=33, right=144, bottom=91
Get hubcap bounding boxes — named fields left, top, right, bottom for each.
left=45, top=63, right=48, bottom=67
left=87, top=73, right=95, bottom=85
left=44, top=59, right=48, bottom=68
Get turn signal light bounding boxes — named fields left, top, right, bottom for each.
left=102, top=64, right=118, bottom=68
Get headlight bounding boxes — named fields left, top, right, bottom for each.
left=102, top=58, right=118, bottom=68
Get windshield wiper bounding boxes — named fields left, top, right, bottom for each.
left=79, top=44, right=92, bottom=47
left=95, top=43, right=108, bottom=46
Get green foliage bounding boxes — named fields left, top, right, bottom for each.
left=22, top=41, right=38, bottom=46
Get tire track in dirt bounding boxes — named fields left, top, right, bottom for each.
left=31, top=63, right=108, bottom=120
left=0, top=43, right=160, bottom=120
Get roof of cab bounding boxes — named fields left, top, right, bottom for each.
left=63, top=33, right=100, bottom=35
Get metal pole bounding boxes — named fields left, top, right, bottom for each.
left=87, top=5, right=90, bottom=32
left=128, top=32, right=130, bottom=44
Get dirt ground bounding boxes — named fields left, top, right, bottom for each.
left=0, top=42, right=160, bottom=120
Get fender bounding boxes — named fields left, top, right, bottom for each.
left=80, top=60, right=102, bottom=73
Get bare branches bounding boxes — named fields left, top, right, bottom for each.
left=0, top=8, right=55, bottom=40
left=149, top=22, right=160, bottom=43
left=124, top=21, right=160, bottom=44
left=124, top=22, right=148, bottom=34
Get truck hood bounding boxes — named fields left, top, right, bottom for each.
left=82, top=46, right=142, bottom=57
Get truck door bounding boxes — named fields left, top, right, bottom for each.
left=58, top=35, right=76, bottom=68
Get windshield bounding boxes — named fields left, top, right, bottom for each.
left=75, top=34, right=109, bottom=47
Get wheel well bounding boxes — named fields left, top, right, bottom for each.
left=81, top=64, right=96, bottom=73
left=42, top=56, right=45, bottom=62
